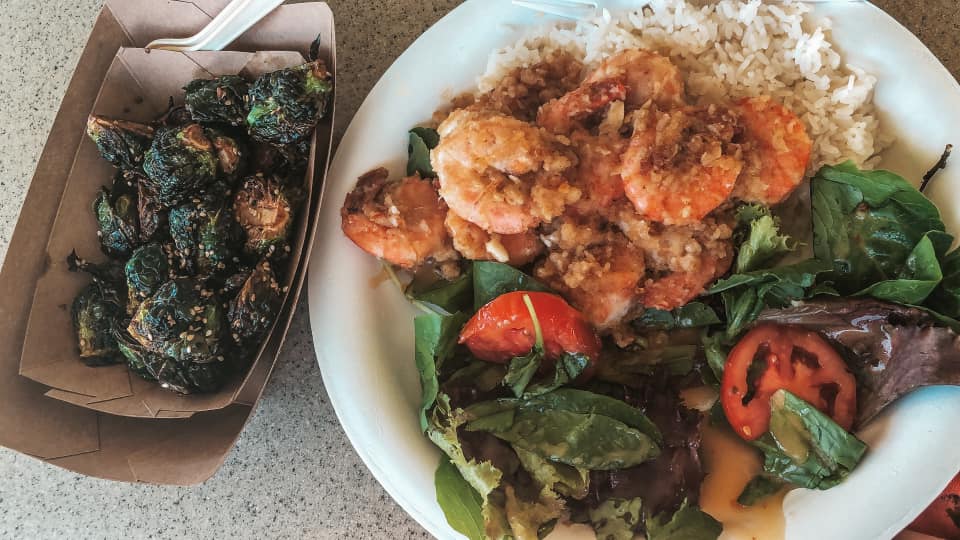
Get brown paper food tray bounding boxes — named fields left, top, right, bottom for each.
left=0, top=0, right=335, bottom=484
left=21, top=46, right=313, bottom=419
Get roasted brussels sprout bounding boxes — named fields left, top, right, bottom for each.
left=228, top=260, right=283, bottom=346
left=246, top=60, right=332, bottom=144
left=205, top=128, right=246, bottom=182
left=128, top=279, right=225, bottom=367
left=116, top=327, right=227, bottom=394
left=184, top=75, right=250, bottom=126
left=136, top=176, right=165, bottom=243
left=125, top=243, right=172, bottom=313
left=143, top=124, right=218, bottom=206
left=67, top=252, right=126, bottom=366
left=233, top=174, right=295, bottom=257
left=168, top=187, right=240, bottom=276
left=86, top=115, right=154, bottom=170
left=94, top=185, right=140, bottom=258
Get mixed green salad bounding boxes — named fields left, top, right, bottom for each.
left=392, top=131, right=960, bottom=539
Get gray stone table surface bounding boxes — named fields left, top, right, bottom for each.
left=0, top=1, right=957, bottom=539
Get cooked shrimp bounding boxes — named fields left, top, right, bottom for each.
left=432, top=109, right=580, bottom=234
left=733, top=96, right=813, bottom=204
left=584, top=49, right=686, bottom=109
left=445, top=211, right=543, bottom=266
left=607, top=201, right=734, bottom=310
left=567, top=131, right=629, bottom=215
left=536, top=80, right=627, bottom=135
left=535, top=216, right=646, bottom=330
left=341, top=168, right=459, bottom=272
left=621, top=104, right=743, bottom=225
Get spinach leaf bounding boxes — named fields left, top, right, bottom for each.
left=415, top=312, right=469, bottom=431
left=735, top=204, right=796, bottom=273
left=753, top=390, right=867, bottom=490
left=598, top=346, right=698, bottom=388
left=702, top=332, right=728, bottom=383
left=480, top=408, right=660, bottom=470
left=407, top=127, right=440, bottom=177
left=522, top=352, right=590, bottom=397
left=736, top=475, right=784, bottom=506
left=856, top=232, right=947, bottom=304
left=812, top=162, right=946, bottom=295
left=520, top=388, right=662, bottom=443
left=926, top=248, right=960, bottom=318
left=709, top=259, right=833, bottom=338
left=504, top=351, right=541, bottom=398
left=645, top=500, right=722, bottom=540
left=473, top=261, right=551, bottom=310
left=464, top=389, right=662, bottom=470
left=435, top=456, right=485, bottom=540
left=588, top=497, right=644, bottom=540
left=413, top=268, right=474, bottom=315
left=634, top=303, right=721, bottom=330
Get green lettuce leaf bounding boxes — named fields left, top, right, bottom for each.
left=753, top=390, right=867, bottom=490
left=522, top=352, right=590, bottom=397
left=413, top=268, right=474, bottom=315
left=588, top=497, right=644, bottom=540
left=473, top=261, right=551, bottom=310
left=415, top=312, right=469, bottom=431
left=435, top=456, right=485, bottom=540
left=736, top=475, right=784, bottom=506
left=598, top=346, right=698, bottom=388
left=928, top=248, right=960, bottom=318
left=645, top=500, right=722, bottom=540
left=735, top=204, right=796, bottom=273
left=514, top=446, right=590, bottom=499
left=407, top=127, right=440, bottom=177
left=634, top=302, right=721, bottom=330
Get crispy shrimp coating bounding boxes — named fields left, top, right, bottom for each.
left=537, top=80, right=628, bottom=135
left=535, top=216, right=646, bottom=330
left=733, top=96, right=813, bottom=205
left=584, top=49, right=686, bottom=109
left=567, top=131, right=629, bottom=215
left=341, top=168, right=458, bottom=271
left=432, top=109, right=580, bottom=235
left=445, top=211, right=543, bottom=266
left=621, top=104, right=743, bottom=225
left=607, top=201, right=735, bottom=310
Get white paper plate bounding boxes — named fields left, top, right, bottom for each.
left=308, top=1, right=960, bottom=538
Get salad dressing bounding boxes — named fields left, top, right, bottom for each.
left=700, top=426, right=787, bottom=540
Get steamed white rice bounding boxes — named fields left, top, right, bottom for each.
left=479, top=0, right=888, bottom=171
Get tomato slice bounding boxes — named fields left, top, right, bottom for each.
left=909, top=472, right=960, bottom=539
left=721, top=323, right=856, bottom=441
left=458, top=291, right=602, bottom=376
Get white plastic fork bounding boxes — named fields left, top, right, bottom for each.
left=513, top=0, right=859, bottom=20
left=512, top=0, right=603, bottom=20
left=146, top=0, right=285, bottom=52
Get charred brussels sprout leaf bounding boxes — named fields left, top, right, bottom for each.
left=228, top=260, right=283, bottom=346
left=116, top=329, right=162, bottom=381
left=136, top=175, right=165, bottom=243
left=143, top=124, right=218, bottom=206
left=94, top=186, right=140, bottom=258
left=125, top=243, right=171, bottom=313
left=168, top=186, right=240, bottom=276
left=246, top=60, right=332, bottom=144
left=128, top=279, right=225, bottom=368
left=67, top=252, right=126, bottom=366
left=233, top=174, right=295, bottom=258
left=183, top=75, right=250, bottom=126
left=205, top=128, right=246, bottom=183
left=86, top=115, right=154, bottom=170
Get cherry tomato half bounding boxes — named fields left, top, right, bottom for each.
left=458, top=291, right=602, bottom=377
left=721, top=323, right=856, bottom=441
left=909, top=472, right=960, bottom=539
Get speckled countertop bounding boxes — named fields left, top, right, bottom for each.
left=0, top=1, right=957, bottom=539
